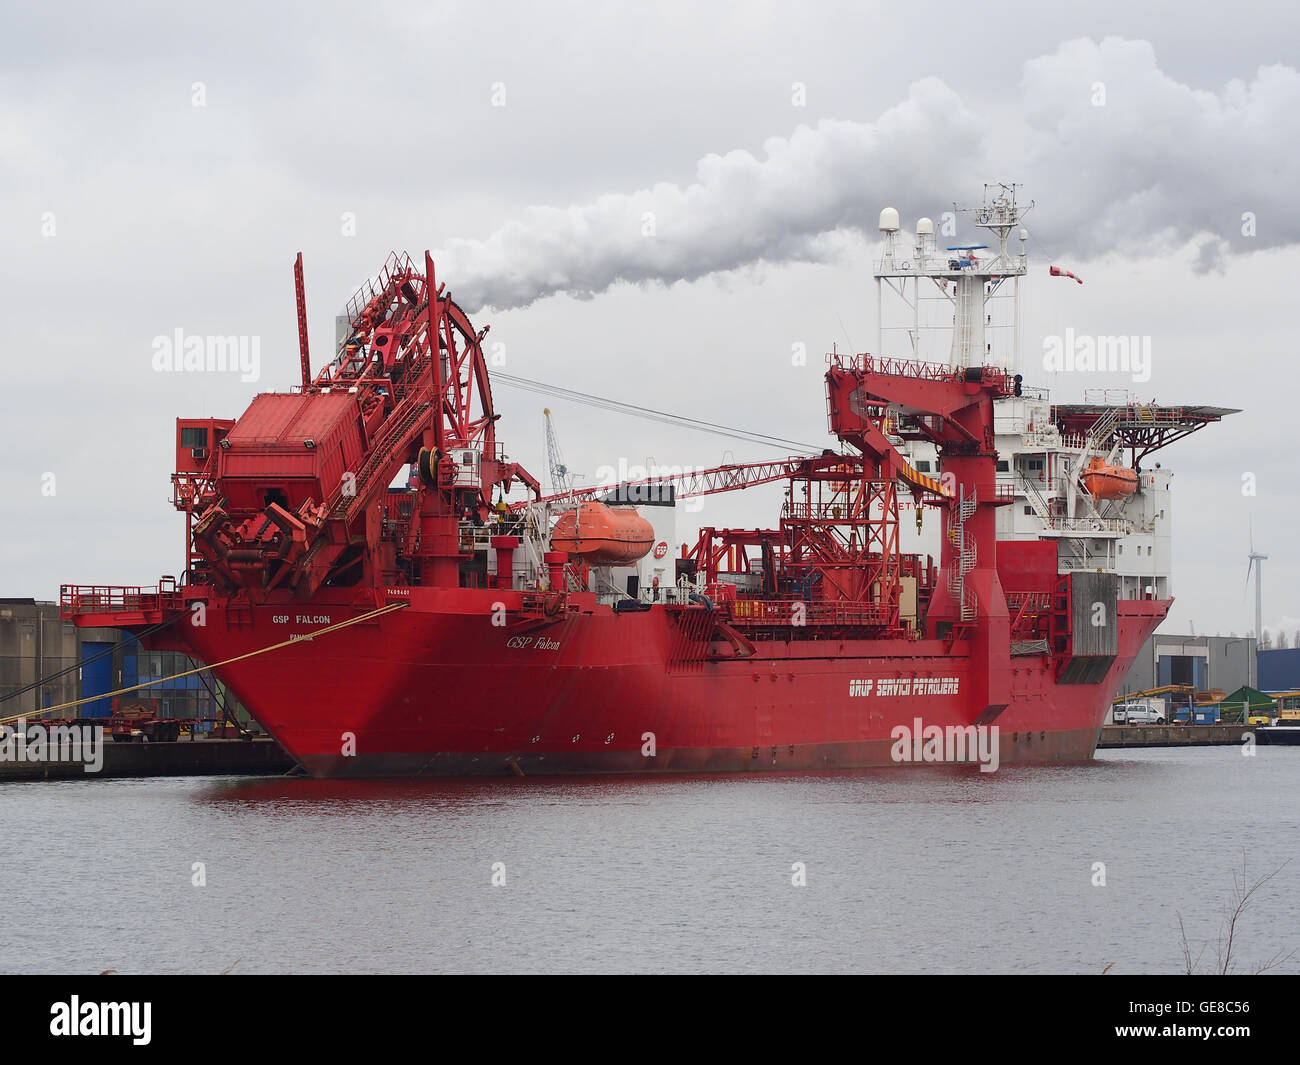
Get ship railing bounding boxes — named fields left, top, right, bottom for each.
left=59, top=581, right=187, bottom=618
left=781, top=501, right=863, bottom=522
left=1016, top=473, right=1054, bottom=524
left=1082, top=388, right=1132, bottom=406
left=1116, top=404, right=1187, bottom=426
left=1037, top=415, right=1087, bottom=447
left=1005, top=591, right=1053, bottom=611
left=458, top=524, right=496, bottom=553
left=340, top=251, right=415, bottom=331
left=1049, top=517, right=1132, bottom=535
left=961, top=584, right=977, bottom=623
left=1006, top=590, right=1052, bottom=637
left=825, top=351, right=974, bottom=384
left=563, top=563, right=584, bottom=592
left=1058, top=556, right=1120, bottom=574
left=727, top=598, right=891, bottom=627
left=1094, top=407, right=1120, bottom=440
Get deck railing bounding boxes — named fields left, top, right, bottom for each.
left=59, top=580, right=185, bottom=617
left=727, top=598, right=891, bottom=627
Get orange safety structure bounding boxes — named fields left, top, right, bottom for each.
left=1080, top=458, right=1138, bottom=500
left=550, top=502, right=654, bottom=565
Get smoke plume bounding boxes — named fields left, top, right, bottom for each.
left=437, top=37, right=1300, bottom=311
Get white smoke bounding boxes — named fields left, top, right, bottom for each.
left=436, top=78, right=987, bottom=311
left=437, top=37, right=1300, bottom=311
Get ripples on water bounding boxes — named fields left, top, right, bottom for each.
left=2, top=747, right=1296, bottom=974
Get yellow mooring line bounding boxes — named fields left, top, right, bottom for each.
left=1, top=600, right=410, bottom=725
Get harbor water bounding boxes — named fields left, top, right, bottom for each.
left=2, top=746, right=1296, bottom=974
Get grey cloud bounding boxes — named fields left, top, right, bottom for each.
left=1022, top=37, right=1300, bottom=259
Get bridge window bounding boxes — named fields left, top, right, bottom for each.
left=180, top=426, right=208, bottom=449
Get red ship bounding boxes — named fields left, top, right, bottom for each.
left=60, top=191, right=1224, bottom=776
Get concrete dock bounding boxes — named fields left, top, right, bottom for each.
left=1098, top=724, right=1299, bottom=748
left=0, top=737, right=295, bottom=781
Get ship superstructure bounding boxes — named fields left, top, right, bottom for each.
left=902, top=391, right=1234, bottom=602
left=878, top=185, right=1234, bottom=602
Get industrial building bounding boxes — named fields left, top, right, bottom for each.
left=1258, top=648, right=1300, bottom=693
left=1117, top=633, right=1256, bottom=700
left=0, top=598, right=245, bottom=723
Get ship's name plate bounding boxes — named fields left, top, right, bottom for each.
left=506, top=636, right=561, bottom=651
left=849, top=677, right=960, bottom=697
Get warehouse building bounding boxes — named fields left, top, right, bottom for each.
left=1118, top=633, right=1256, bottom=699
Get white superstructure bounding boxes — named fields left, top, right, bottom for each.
left=877, top=184, right=1225, bottom=602
left=898, top=390, right=1174, bottom=601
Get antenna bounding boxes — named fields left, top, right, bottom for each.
left=874, top=183, right=1033, bottom=372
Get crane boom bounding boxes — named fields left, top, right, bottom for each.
left=543, top=407, right=573, bottom=496
left=516, top=450, right=952, bottom=511
left=517, top=454, right=858, bottom=510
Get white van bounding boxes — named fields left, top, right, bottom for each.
left=1117, top=702, right=1166, bottom=725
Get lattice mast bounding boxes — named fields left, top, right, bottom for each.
left=875, top=183, right=1032, bottom=373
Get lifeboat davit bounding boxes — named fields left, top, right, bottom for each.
left=1081, top=458, right=1138, bottom=500
left=551, top=502, right=654, bottom=565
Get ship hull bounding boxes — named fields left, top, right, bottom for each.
left=289, top=729, right=1109, bottom=777
left=142, top=589, right=1169, bottom=778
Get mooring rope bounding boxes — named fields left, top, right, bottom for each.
left=0, top=601, right=410, bottom=725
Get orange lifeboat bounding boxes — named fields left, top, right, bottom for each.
left=1080, top=457, right=1138, bottom=500
left=551, top=502, right=654, bottom=565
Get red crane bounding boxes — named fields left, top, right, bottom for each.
left=172, top=253, right=541, bottom=601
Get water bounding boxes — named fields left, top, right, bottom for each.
left=3, top=747, right=1296, bottom=974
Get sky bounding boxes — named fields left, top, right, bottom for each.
left=2, top=0, right=1297, bottom=640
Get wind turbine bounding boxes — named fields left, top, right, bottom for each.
left=1246, top=522, right=1268, bottom=660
